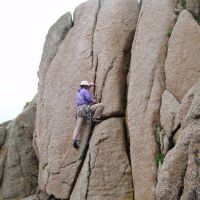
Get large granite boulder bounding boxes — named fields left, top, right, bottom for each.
left=159, top=90, right=179, bottom=155
left=127, top=0, right=177, bottom=199
left=0, top=97, right=38, bottom=200
left=156, top=81, right=200, bottom=200
left=34, top=0, right=139, bottom=199
left=165, top=10, right=200, bottom=102
left=71, top=118, right=133, bottom=200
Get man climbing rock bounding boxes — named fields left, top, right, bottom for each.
left=72, top=80, right=104, bottom=149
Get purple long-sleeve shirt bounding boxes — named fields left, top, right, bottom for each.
left=76, top=88, right=94, bottom=106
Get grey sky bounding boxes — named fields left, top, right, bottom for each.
left=0, top=0, right=85, bottom=123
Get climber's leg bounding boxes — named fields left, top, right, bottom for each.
left=72, top=117, right=84, bottom=149
left=90, top=103, right=104, bottom=121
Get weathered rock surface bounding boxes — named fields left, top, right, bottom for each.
left=71, top=118, right=133, bottom=200
left=37, top=12, right=73, bottom=93
left=160, top=90, right=179, bottom=136
left=159, top=90, right=179, bottom=155
left=0, top=127, right=6, bottom=148
left=34, top=12, right=73, bottom=159
left=3, top=0, right=200, bottom=199
left=156, top=81, right=200, bottom=200
left=34, top=0, right=139, bottom=199
left=172, top=83, right=197, bottom=143
left=93, top=0, right=139, bottom=117
left=165, top=10, right=200, bottom=102
left=0, top=97, right=38, bottom=200
left=186, top=0, right=200, bottom=17
left=127, top=0, right=177, bottom=199
left=35, top=1, right=100, bottom=196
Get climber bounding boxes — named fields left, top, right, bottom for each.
left=72, top=80, right=104, bottom=149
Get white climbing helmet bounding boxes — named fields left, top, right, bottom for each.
left=80, top=80, right=90, bottom=86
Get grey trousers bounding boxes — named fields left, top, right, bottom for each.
left=72, top=103, right=104, bottom=140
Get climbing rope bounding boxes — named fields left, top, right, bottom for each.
left=32, top=142, right=74, bottom=200
left=33, top=121, right=92, bottom=200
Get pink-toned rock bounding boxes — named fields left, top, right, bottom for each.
left=34, top=0, right=139, bottom=199
left=156, top=130, right=189, bottom=199
left=0, top=121, right=10, bottom=187
left=172, top=82, right=198, bottom=143
left=127, top=0, right=177, bottom=199
left=33, top=12, right=73, bottom=158
left=93, top=0, right=139, bottom=117
left=186, top=0, right=200, bottom=17
left=70, top=118, right=133, bottom=200
left=165, top=10, right=200, bottom=102
left=0, top=97, right=38, bottom=200
left=159, top=90, right=179, bottom=155
left=180, top=133, right=200, bottom=200
left=35, top=1, right=99, bottom=196
left=160, top=90, right=179, bottom=137
left=0, top=127, right=6, bottom=148
left=156, top=81, right=200, bottom=199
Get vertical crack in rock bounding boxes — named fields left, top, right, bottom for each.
left=36, top=0, right=139, bottom=198
left=70, top=0, right=139, bottom=199
left=160, top=10, right=200, bottom=168
left=157, top=81, right=200, bottom=199
left=63, top=2, right=102, bottom=198
left=168, top=123, right=181, bottom=149
left=70, top=118, right=134, bottom=200
left=93, top=56, right=98, bottom=95
left=67, top=125, right=95, bottom=198
left=34, top=13, right=73, bottom=192
left=127, top=0, right=178, bottom=199
left=123, top=120, right=134, bottom=198
left=92, top=0, right=101, bottom=96
left=99, top=57, right=117, bottom=103
left=85, top=153, right=92, bottom=200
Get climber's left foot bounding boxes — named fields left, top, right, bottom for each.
left=72, top=140, right=79, bottom=149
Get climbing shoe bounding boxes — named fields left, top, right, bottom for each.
left=72, top=140, right=79, bottom=149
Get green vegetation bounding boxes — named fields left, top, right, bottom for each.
left=154, top=123, right=165, bottom=167
left=194, top=15, right=200, bottom=24
left=180, top=0, right=186, bottom=8
left=166, top=28, right=173, bottom=38
left=156, top=153, right=164, bottom=166
left=125, top=64, right=130, bottom=72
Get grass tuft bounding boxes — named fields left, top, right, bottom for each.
left=166, top=28, right=173, bottom=38
left=156, top=153, right=164, bottom=166
left=180, top=0, right=186, bottom=8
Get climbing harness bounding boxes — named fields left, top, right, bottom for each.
left=77, top=104, right=92, bottom=123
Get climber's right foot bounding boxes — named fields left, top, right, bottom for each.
left=72, top=140, right=79, bottom=149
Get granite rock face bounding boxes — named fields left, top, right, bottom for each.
left=0, top=97, right=38, bottom=200
left=165, top=10, right=200, bottom=102
left=71, top=118, right=133, bottom=200
left=3, top=0, right=200, bottom=199
left=127, top=0, right=177, bottom=199
left=34, top=0, right=139, bottom=199
left=156, top=81, right=200, bottom=200
left=160, top=90, right=179, bottom=155
left=186, top=0, right=200, bottom=17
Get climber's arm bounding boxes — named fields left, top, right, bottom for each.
left=84, top=90, right=94, bottom=104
